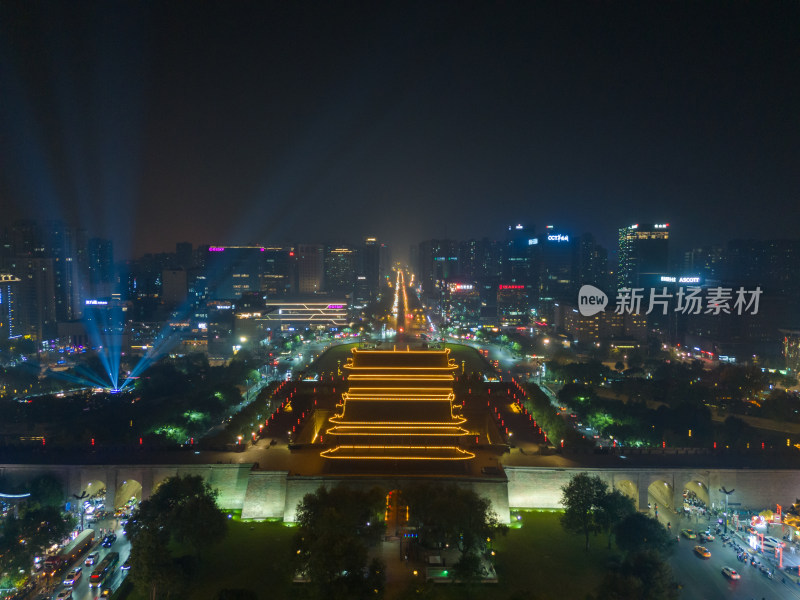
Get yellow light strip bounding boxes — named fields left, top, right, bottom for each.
left=345, top=389, right=454, bottom=393
left=343, top=366, right=457, bottom=371
left=327, top=431, right=469, bottom=436
left=320, top=446, right=476, bottom=460
left=348, top=375, right=454, bottom=380
left=327, top=419, right=467, bottom=425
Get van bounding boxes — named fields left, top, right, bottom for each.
left=762, top=536, right=784, bottom=550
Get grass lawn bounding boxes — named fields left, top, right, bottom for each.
left=394, top=510, right=617, bottom=600
left=125, top=512, right=617, bottom=600
left=444, top=343, right=490, bottom=375
left=126, top=520, right=296, bottom=600
left=310, top=342, right=358, bottom=375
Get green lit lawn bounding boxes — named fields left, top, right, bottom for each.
left=394, top=510, right=616, bottom=600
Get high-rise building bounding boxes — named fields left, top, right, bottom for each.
left=683, top=245, right=725, bottom=284
left=87, top=237, right=115, bottom=295
left=359, top=237, right=382, bottom=299
left=175, top=242, right=194, bottom=269
left=0, top=273, right=21, bottom=340
left=617, top=223, right=670, bottom=288
left=324, top=246, right=357, bottom=294
left=260, top=247, right=292, bottom=296
left=504, top=224, right=536, bottom=286
left=44, top=221, right=84, bottom=321
left=0, top=256, right=57, bottom=340
left=578, top=233, right=608, bottom=290
left=204, top=245, right=266, bottom=300
left=417, top=239, right=460, bottom=297
left=161, top=268, right=188, bottom=308
left=294, top=244, right=324, bottom=294
left=535, top=226, right=577, bottom=305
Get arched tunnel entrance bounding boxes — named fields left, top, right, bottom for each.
left=647, top=479, right=674, bottom=515
left=614, top=480, right=638, bottom=507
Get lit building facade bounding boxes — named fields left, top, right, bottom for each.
left=497, top=284, right=529, bottom=325
left=0, top=273, right=21, bottom=340
left=617, top=223, right=670, bottom=288
left=324, top=246, right=356, bottom=294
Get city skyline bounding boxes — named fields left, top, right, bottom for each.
left=1, top=2, right=798, bottom=259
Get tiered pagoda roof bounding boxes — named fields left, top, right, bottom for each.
left=320, top=348, right=474, bottom=460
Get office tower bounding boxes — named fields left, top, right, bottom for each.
left=535, top=225, right=578, bottom=304
left=324, top=245, right=357, bottom=294
left=294, top=244, right=324, bottom=294
left=260, top=247, right=293, bottom=296
left=617, top=223, right=669, bottom=288
left=504, top=223, right=535, bottom=286
left=683, top=245, right=725, bottom=283
left=417, top=239, right=460, bottom=296
left=578, top=233, right=608, bottom=290
left=359, top=237, right=381, bottom=297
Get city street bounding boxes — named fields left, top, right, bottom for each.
left=655, top=504, right=800, bottom=600
left=48, top=524, right=130, bottom=600
left=669, top=531, right=800, bottom=600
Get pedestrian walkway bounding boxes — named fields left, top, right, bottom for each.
left=378, top=538, right=415, bottom=599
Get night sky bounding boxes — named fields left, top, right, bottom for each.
left=1, top=1, right=798, bottom=260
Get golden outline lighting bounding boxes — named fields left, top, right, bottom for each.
left=320, top=348, right=474, bottom=461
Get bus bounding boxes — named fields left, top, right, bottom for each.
left=44, top=529, right=95, bottom=575
left=89, top=551, right=119, bottom=588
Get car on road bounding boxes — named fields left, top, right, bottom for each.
left=102, top=533, right=117, bottom=547
left=85, top=551, right=100, bottom=566
left=120, top=559, right=131, bottom=571
left=694, top=545, right=711, bottom=558
left=721, top=566, right=741, bottom=580
left=699, top=532, right=715, bottom=542
left=63, top=567, right=82, bottom=586
left=762, top=536, right=784, bottom=550
left=681, top=529, right=696, bottom=539
left=55, top=590, right=72, bottom=600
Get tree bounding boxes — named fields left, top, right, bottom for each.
left=0, top=505, right=74, bottom=589
left=215, top=591, right=259, bottom=600
left=403, top=483, right=505, bottom=562
left=27, top=474, right=65, bottom=509
left=614, top=512, right=674, bottom=556
left=127, top=475, right=227, bottom=600
left=560, top=473, right=608, bottom=551
left=294, top=485, right=386, bottom=600
left=597, top=489, right=636, bottom=549
left=595, top=550, right=679, bottom=600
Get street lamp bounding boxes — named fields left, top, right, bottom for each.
left=719, top=487, right=735, bottom=534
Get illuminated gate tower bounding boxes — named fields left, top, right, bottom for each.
left=320, top=348, right=475, bottom=460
